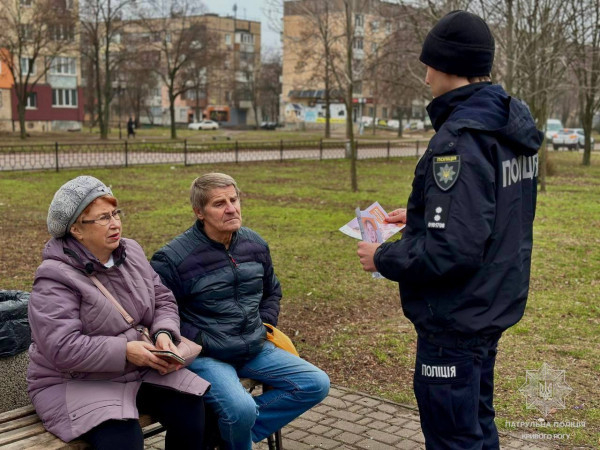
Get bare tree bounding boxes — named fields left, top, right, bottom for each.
left=0, top=0, right=77, bottom=139
left=401, top=0, right=571, bottom=191
left=567, top=0, right=600, bottom=166
left=368, top=4, right=427, bottom=137
left=80, top=0, right=135, bottom=139
left=119, top=52, right=160, bottom=127
left=485, top=0, right=571, bottom=191
left=135, top=0, right=208, bottom=139
left=283, top=0, right=338, bottom=138
left=258, top=51, right=282, bottom=123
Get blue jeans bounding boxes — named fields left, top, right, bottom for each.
left=188, top=342, right=330, bottom=450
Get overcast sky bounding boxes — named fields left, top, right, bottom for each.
left=206, top=0, right=283, bottom=54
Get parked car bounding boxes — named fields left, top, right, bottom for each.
left=260, top=121, right=277, bottom=130
left=552, top=128, right=579, bottom=150
left=546, top=118, right=563, bottom=140
left=188, top=120, right=219, bottom=130
left=573, top=128, right=595, bottom=149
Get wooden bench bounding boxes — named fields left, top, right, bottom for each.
left=0, top=379, right=282, bottom=450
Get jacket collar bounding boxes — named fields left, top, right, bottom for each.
left=193, top=220, right=238, bottom=250
left=427, top=82, right=491, bottom=132
left=55, top=236, right=127, bottom=274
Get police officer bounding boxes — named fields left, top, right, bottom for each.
left=357, top=10, right=543, bottom=450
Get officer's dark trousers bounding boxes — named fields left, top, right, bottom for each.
left=413, top=335, right=500, bottom=450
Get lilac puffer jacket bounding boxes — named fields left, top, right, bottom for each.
left=27, top=237, right=210, bottom=442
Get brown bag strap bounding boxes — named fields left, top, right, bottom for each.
left=88, top=274, right=134, bottom=325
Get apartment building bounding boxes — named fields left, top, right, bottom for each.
left=282, top=0, right=424, bottom=128
left=0, top=52, right=13, bottom=130
left=113, top=13, right=261, bottom=127
left=0, top=0, right=83, bottom=132
left=188, top=13, right=261, bottom=126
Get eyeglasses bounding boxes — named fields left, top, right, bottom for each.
left=81, top=209, right=122, bottom=226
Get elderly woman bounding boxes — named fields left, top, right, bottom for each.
left=27, top=176, right=210, bottom=450
left=151, top=173, right=330, bottom=450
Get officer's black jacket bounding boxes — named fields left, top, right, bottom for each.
left=374, top=83, right=543, bottom=337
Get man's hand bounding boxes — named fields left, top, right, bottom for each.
left=385, top=208, right=407, bottom=224
left=357, top=242, right=380, bottom=272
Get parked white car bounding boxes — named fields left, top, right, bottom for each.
left=573, top=128, right=595, bottom=149
left=546, top=119, right=563, bottom=140
left=552, top=128, right=579, bottom=150
left=188, top=120, right=219, bottom=130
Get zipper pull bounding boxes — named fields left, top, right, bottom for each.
left=228, top=252, right=238, bottom=268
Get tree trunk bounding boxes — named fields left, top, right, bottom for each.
left=345, top=1, right=357, bottom=192
left=170, top=94, right=177, bottom=140
left=18, top=98, right=26, bottom=140
left=372, top=101, right=376, bottom=136
left=397, top=107, right=403, bottom=138
left=324, top=59, right=331, bottom=139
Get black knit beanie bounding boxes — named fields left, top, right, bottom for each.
left=419, top=10, right=495, bottom=77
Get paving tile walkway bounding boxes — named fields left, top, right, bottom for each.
left=145, top=385, right=558, bottom=449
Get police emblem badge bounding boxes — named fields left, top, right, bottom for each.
left=433, top=155, right=461, bottom=191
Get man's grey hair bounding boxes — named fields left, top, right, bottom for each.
left=190, top=173, right=240, bottom=211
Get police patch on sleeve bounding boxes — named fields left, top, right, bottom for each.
left=426, top=195, right=451, bottom=230
left=433, top=155, right=461, bottom=191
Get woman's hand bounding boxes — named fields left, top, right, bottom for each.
left=385, top=208, right=407, bottom=224
left=155, top=333, right=184, bottom=372
left=126, top=341, right=172, bottom=375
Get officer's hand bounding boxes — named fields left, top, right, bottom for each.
left=385, top=208, right=407, bottom=224
left=357, top=242, right=380, bottom=272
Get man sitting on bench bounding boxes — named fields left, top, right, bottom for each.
left=151, top=173, right=330, bottom=450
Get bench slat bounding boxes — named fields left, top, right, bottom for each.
left=2, top=432, right=89, bottom=450
left=0, top=422, right=48, bottom=446
left=0, top=405, right=37, bottom=424
left=0, top=413, right=41, bottom=434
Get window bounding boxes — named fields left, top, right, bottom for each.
left=52, top=88, right=78, bottom=107
left=50, top=23, right=75, bottom=41
left=225, top=34, right=231, bottom=45
left=371, top=21, right=379, bottom=32
left=368, top=107, right=373, bottom=116
left=237, top=33, right=254, bottom=45
left=225, top=91, right=231, bottom=102
left=20, top=0, right=32, bottom=5
left=385, top=22, right=392, bottom=35
left=353, top=37, right=363, bottom=50
left=20, top=24, right=33, bottom=41
left=371, top=42, right=378, bottom=53
left=382, top=107, right=388, bottom=119
left=50, top=57, right=77, bottom=75
left=355, top=14, right=364, bottom=28
left=26, top=92, right=37, bottom=109
left=21, top=57, right=35, bottom=75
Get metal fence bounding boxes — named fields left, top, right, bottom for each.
left=0, top=139, right=428, bottom=172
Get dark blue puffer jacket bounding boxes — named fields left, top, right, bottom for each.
left=150, top=222, right=281, bottom=362
left=375, top=83, right=543, bottom=337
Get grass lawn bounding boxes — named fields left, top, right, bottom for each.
left=0, top=151, right=598, bottom=446
left=0, top=125, right=432, bottom=147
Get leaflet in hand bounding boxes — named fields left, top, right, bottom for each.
left=339, top=201, right=405, bottom=241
